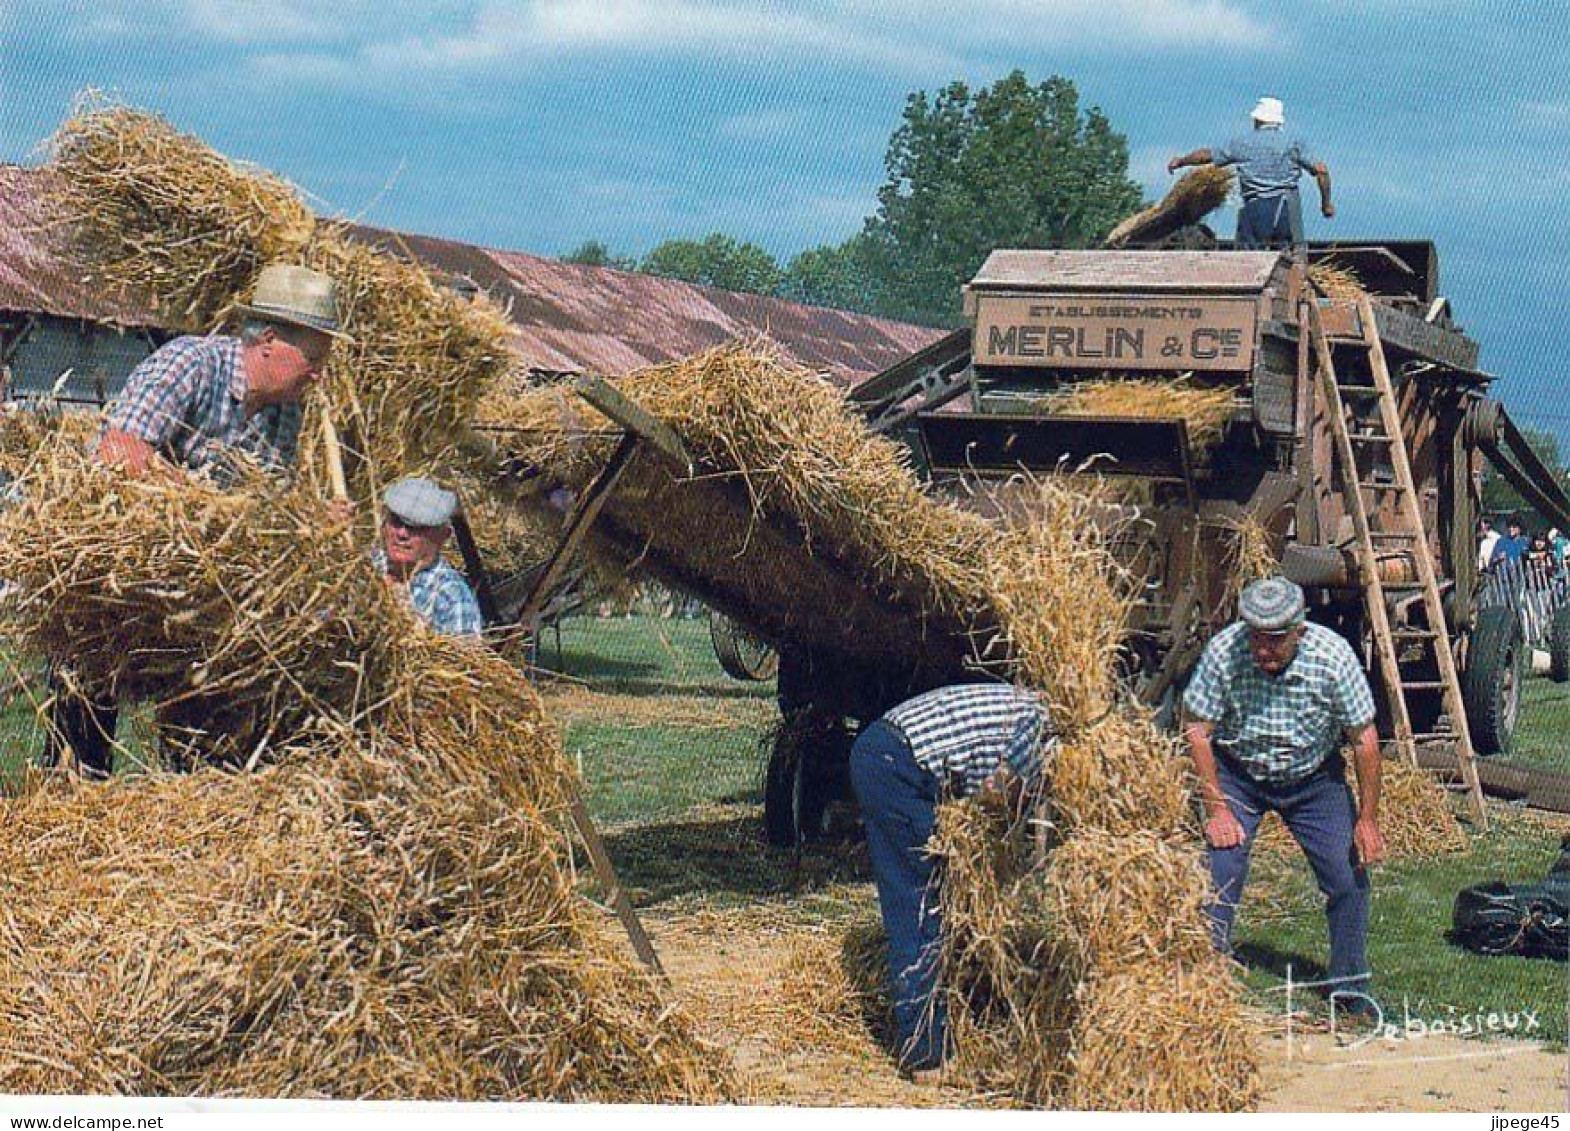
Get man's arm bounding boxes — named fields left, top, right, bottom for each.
left=97, top=339, right=203, bottom=478
left=1185, top=716, right=1246, bottom=848
left=1347, top=723, right=1384, bottom=865
left=1311, top=162, right=1335, bottom=218
left=1167, top=147, right=1214, bottom=174
left=96, top=428, right=162, bottom=477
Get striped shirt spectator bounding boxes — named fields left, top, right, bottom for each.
left=1183, top=620, right=1375, bottom=785
left=373, top=548, right=482, bottom=637
left=883, top=683, right=1053, bottom=796
left=104, top=335, right=302, bottom=479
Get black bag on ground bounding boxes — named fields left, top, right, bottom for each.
left=1450, top=837, right=1570, bottom=960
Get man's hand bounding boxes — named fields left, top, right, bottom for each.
left=326, top=497, right=354, bottom=525
left=1353, top=816, right=1385, bottom=866
left=1166, top=156, right=1182, bottom=175
left=1321, top=201, right=1336, bottom=219
left=1204, top=807, right=1247, bottom=849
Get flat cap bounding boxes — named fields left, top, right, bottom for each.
left=1239, top=576, right=1306, bottom=633
left=383, top=477, right=458, bottom=528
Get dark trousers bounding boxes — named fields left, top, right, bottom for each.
left=41, top=666, right=118, bottom=780
left=848, top=719, right=947, bottom=1071
left=1236, top=191, right=1304, bottom=250
left=1207, top=753, right=1371, bottom=996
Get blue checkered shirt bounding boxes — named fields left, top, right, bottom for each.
left=373, top=549, right=483, bottom=637
left=104, top=335, right=301, bottom=479
left=1183, top=621, right=1376, bottom=784
left=883, top=683, right=1053, bottom=797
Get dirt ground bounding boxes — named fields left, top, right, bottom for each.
left=649, top=909, right=1568, bottom=1112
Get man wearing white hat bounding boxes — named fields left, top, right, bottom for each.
left=374, top=476, right=483, bottom=637
left=1183, top=576, right=1384, bottom=1020
left=1168, top=96, right=1334, bottom=250
left=46, top=264, right=350, bottom=778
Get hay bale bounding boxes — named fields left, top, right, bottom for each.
left=1041, top=377, right=1237, bottom=452
left=46, top=100, right=514, bottom=494
left=1063, top=963, right=1260, bottom=1112
left=1103, top=167, right=1233, bottom=248
left=0, top=442, right=729, bottom=1101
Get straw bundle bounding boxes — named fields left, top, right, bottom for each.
left=1255, top=756, right=1466, bottom=860
left=0, top=443, right=729, bottom=1100
left=46, top=100, right=514, bottom=497
left=1042, top=377, right=1237, bottom=452
left=1103, top=167, right=1233, bottom=248
left=1309, top=258, right=1366, bottom=301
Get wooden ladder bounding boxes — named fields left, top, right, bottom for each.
left=1304, top=291, right=1489, bottom=829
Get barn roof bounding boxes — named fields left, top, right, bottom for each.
left=0, top=165, right=941, bottom=386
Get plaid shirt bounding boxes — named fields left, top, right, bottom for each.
left=373, top=550, right=483, bottom=637
left=104, top=335, right=301, bottom=479
left=1184, top=621, right=1376, bottom=784
left=883, top=683, right=1052, bottom=797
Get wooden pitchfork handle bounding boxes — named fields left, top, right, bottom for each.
left=319, top=410, right=350, bottom=503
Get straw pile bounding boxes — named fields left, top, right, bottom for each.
left=0, top=439, right=728, bottom=1099
left=1309, top=258, right=1366, bottom=301
left=1042, top=376, right=1238, bottom=452
left=1103, top=167, right=1233, bottom=248
left=1256, top=756, right=1466, bottom=860
left=46, top=99, right=515, bottom=502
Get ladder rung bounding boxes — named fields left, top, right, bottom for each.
left=1370, top=530, right=1418, bottom=540
left=1337, top=385, right=1381, bottom=398
left=1410, top=732, right=1455, bottom=742
left=1391, top=628, right=1438, bottom=640
left=1349, top=434, right=1395, bottom=446
left=1357, top=480, right=1404, bottom=492
left=1399, top=680, right=1448, bottom=691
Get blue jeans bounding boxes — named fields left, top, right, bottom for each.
left=1208, top=753, right=1371, bottom=996
left=849, top=719, right=947, bottom=1070
left=1237, top=191, right=1303, bottom=249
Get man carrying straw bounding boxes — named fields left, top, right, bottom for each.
left=848, top=682, right=1055, bottom=1080
left=43, top=263, right=350, bottom=778
left=1168, top=96, right=1334, bottom=250
left=1183, top=576, right=1385, bottom=1019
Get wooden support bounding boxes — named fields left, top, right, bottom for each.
left=448, top=508, right=501, bottom=627
left=566, top=781, right=667, bottom=981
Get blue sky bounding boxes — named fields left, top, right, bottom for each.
left=3, top=1, right=1568, bottom=442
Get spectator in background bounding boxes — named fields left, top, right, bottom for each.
left=1527, top=534, right=1560, bottom=589
left=1491, top=517, right=1529, bottom=566
left=1551, top=527, right=1570, bottom=565
left=1478, top=517, right=1500, bottom=570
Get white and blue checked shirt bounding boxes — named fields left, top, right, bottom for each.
left=104, top=335, right=302, bottom=479
left=373, top=549, right=483, bottom=637
left=884, top=683, right=1052, bottom=797
left=1184, top=621, right=1376, bottom=784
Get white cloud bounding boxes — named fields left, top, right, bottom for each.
left=1522, top=100, right=1570, bottom=128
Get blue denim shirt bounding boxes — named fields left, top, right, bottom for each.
left=1213, top=128, right=1320, bottom=200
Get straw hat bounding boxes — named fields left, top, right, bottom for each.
left=237, top=264, right=352, bottom=341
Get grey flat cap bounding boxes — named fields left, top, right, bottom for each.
left=1239, top=576, right=1306, bottom=633
left=383, top=477, right=458, bottom=528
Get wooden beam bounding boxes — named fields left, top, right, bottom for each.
left=575, top=376, right=693, bottom=474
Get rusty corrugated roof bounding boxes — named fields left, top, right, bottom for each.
left=0, top=165, right=942, bottom=385
left=0, top=166, right=163, bottom=328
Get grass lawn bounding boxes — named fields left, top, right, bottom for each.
left=1514, top=678, right=1570, bottom=774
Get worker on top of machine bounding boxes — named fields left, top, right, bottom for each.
left=1167, top=96, right=1334, bottom=250
left=847, top=682, right=1055, bottom=1080
left=1183, top=576, right=1384, bottom=1022
left=374, top=476, right=483, bottom=637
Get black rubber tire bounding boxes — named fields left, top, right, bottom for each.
left=1462, top=607, right=1525, bottom=756
left=709, top=610, right=779, bottom=682
left=763, top=713, right=844, bottom=848
left=1551, top=605, right=1570, bottom=684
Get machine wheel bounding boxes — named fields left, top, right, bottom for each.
left=710, top=611, right=779, bottom=681
left=763, top=711, right=848, bottom=848
left=1550, top=605, right=1570, bottom=684
left=1462, top=607, right=1525, bottom=756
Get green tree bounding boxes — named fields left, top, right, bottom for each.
left=776, top=234, right=883, bottom=313
left=562, top=240, right=638, bottom=270
left=639, top=233, right=782, bottom=295
left=860, top=70, right=1142, bottom=327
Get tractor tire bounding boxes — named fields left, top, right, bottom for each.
left=1462, top=607, right=1525, bottom=756
left=1551, top=605, right=1570, bottom=684
left=709, top=610, right=779, bottom=682
left=763, top=711, right=848, bottom=848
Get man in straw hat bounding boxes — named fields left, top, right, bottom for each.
left=848, top=682, right=1055, bottom=1080
left=1167, top=96, right=1334, bottom=250
left=374, top=476, right=483, bottom=637
left=44, top=263, right=350, bottom=779
left=1183, top=576, right=1385, bottom=1020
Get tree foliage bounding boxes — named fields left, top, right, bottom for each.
left=1482, top=426, right=1570, bottom=530
left=561, top=240, right=637, bottom=270
left=638, top=233, right=782, bottom=295
left=859, top=70, right=1142, bottom=326
left=776, top=234, right=882, bottom=313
